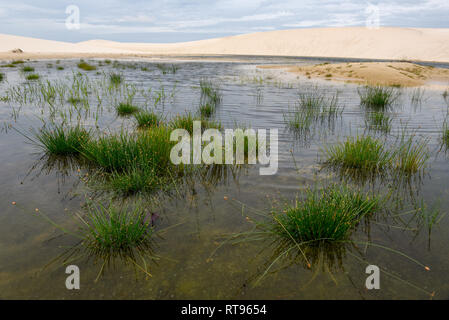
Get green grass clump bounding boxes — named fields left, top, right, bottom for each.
left=134, top=111, right=161, bottom=128
left=81, top=201, right=153, bottom=255
left=324, top=135, right=391, bottom=172
left=57, top=66, right=64, bottom=70
left=77, top=62, right=97, bottom=71
left=199, top=103, right=214, bottom=118
left=393, top=134, right=429, bottom=174
left=82, top=127, right=173, bottom=173
left=11, top=60, right=25, bottom=65
left=267, top=185, right=379, bottom=243
left=0, top=73, right=4, bottom=82
left=358, top=85, right=400, bottom=110
left=0, top=64, right=16, bottom=68
left=116, top=103, right=140, bottom=116
left=33, top=125, right=91, bottom=156
left=109, top=73, right=123, bottom=85
left=169, top=112, right=222, bottom=134
left=22, top=66, right=35, bottom=72
left=81, top=127, right=175, bottom=194
left=26, top=74, right=40, bottom=81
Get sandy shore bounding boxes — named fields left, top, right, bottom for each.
left=259, top=62, right=449, bottom=87
left=1, top=27, right=449, bottom=62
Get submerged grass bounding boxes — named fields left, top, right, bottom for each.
left=365, top=111, right=392, bottom=133
left=358, top=85, right=400, bottom=110
left=109, top=73, right=123, bottom=85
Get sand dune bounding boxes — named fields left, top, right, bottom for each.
left=1, top=27, right=449, bottom=62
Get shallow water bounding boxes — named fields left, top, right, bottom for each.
left=0, top=57, right=449, bottom=299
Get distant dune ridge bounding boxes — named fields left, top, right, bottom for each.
left=1, top=27, right=449, bottom=62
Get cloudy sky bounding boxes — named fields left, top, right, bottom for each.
left=0, top=0, right=448, bottom=43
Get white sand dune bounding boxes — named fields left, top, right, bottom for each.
left=1, top=27, right=449, bottom=62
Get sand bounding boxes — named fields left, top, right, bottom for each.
left=259, top=62, right=449, bottom=87
left=1, top=27, right=449, bottom=62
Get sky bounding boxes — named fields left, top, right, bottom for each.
left=0, top=0, right=448, bottom=43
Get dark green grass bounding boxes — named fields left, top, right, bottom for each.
left=0, top=73, right=4, bottom=82
left=33, top=125, right=91, bottom=156
left=11, top=60, right=25, bottom=65
left=134, top=111, right=161, bottom=128
left=57, top=66, right=64, bottom=70
left=358, top=85, right=400, bottom=110
left=77, top=62, right=97, bottom=71
left=323, top=135, right=392, bottom=172
left=81, top=201, right=153, bottom=256
left=22, top=66, right=35, bottom=72
left=200, top=79, right=222, bottom=106
left=199, top=103, right=214, bottom=118
left=116, top=103, right=140, bottom=116
left=266, top=185, right=379, bottom=243
left=81, top=127, right=173, bottom=173
left=0, top=64, right=16, bottom=68
left=25, top=74, right=40, bottom=81
left=109, top=73, right=123, bottom=85
left=81, top=127, right=175, bottom=195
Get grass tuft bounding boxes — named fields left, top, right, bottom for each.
left=358, top=85, right=400, bottom=110
left=33, top=124, right=91, bottom=156
left=22, top=66, right=35, bottom=72
left=81, top=201, right=153, bottom=255
left=134, top=111, right=161, bottom=129
left=26, top=74, right=40, bottom=81
left=324, top=135, right=391, bottom=172
left=77, top=62, right=97, bottom=71
left=116, top=102, right=139, bottom=116
left=266, top=185, right=379, bottom=243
